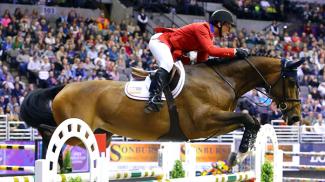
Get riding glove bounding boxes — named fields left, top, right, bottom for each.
left=235, top=48, right=249, bottom=59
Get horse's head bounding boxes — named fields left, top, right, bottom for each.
left=269, top=58, right=305, bottom=125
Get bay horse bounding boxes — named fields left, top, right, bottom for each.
left=20, top=56, right=303, bottom=166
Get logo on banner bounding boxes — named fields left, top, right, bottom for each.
left=110, top=143, right=160, bottom=162
left=180, top=143, right=231, bottom=162
left=310, top=154, right=325, bottom=163
left=300, top=144, right=325, bottom=165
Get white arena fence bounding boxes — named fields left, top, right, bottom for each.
left=0, top=116, right=325, bottom=143
left=2, top=118, right=325, bottom=181
left=0, top=119, right=279, bottom=182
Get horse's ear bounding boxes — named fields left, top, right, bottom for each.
left=286, top=57, right=306, bottom=69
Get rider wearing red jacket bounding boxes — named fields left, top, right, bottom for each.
left=144, top=9, right=249, bottom=113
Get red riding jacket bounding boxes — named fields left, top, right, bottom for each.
left=155, top=22, right=236, bottom=64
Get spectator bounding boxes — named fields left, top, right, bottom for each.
left=313, top=113, right=325, bottom=134
left=269, top=101, right=283, bottom=122
left=97, top=12, right=110, bottom=31
left=16, top=49, right=30, bottom=76
left=56, top=10, right=68, bottom=27
left=44, top=32, right=56, bottom=46
left=318, top=82, right=325, bottom=97
left=301, top=118, right=312, bottom=133
left=27, top=55, right=41, bottom=83
left=270, top=20, right=279, bottom=36
left=1, top=13, right=11, bottom=28
left=137, top=8, right=148, bottom=35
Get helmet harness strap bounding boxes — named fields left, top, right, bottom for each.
left=210, top=22, right=223, bottom=37
left=218, top=24, right=222, bottom=37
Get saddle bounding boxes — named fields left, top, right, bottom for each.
left=125, top=61, right=185, bottom=100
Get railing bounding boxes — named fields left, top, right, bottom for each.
left=0, top=117, right=324, bottom=143
left=0, top=116, right=41, bottom=141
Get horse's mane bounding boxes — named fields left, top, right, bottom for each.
left=204, top=53, right=281, bottom=66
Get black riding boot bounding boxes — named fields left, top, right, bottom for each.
left=144, top=68, right=169, bottom=113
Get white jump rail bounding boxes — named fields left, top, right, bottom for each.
left=35, top=118, right=109, bottom=182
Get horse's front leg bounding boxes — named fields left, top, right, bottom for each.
left=195, top=110, right=260, bottom=151
left=209, top=111, right=260, bottom=166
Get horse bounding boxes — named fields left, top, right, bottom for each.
left=19, top=56, right=304, bottom=167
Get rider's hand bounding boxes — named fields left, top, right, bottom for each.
left=235, top=48, right=249, bottom=59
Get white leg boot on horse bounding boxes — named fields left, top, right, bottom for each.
left=228, top=116, right=261, bottom=167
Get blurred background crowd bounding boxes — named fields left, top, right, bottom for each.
left=0, top=0, right=324, bottom=132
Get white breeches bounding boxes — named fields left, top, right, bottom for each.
left=148, top=33, right=174, bottom=72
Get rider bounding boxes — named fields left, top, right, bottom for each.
left=145, top=9, right=249, bottom=113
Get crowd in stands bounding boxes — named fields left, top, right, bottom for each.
left=0, top=7, right=155, bottom=124
left=0, top=2, right=324, bottom=133
left=120, top=0, right=205, bottom=16
left=1, top=0, right=98, bottom=9
left=224, top=0, right=288, bottom=21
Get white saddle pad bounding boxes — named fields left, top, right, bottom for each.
left=125, top=61, right=186, bottom=101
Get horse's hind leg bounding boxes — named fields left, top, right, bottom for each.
left=38, top=126, right=64, bottom=172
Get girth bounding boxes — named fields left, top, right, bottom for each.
left=158, top=84, right=188, bottom=141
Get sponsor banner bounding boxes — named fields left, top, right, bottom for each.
left=0, top=141, right=35, bottom=175
left=0, top=142, right=90, bottom=174
left=109, top=142, right=231, bottom=163
left=108, top=143, right=231, bottom=171
left=266, top=144, right=294, bottom=162
left=110, top=143, right=160, bottom=162
left=63, top=145, right=89, bottom=172
left=181, top=143, right=231, bottom=163
left=300, top=143, right=325, bottom=165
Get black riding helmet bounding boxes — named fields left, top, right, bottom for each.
left=209, top=9, right=235, bottom=27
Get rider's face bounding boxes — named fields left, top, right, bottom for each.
left=213, top=22, right=232, bottom=37
left=221, top=22, right=231, bottom=36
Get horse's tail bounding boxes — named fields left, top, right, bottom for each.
left=19, top=85, right=65, bottom=128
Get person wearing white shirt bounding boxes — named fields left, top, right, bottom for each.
left=313, top=113, right=325, bottom=134
left=318, top=82, right=325, bottom=98
left=94, top=52, right=106, bottom=68
left=27, top=56, right=41, bottom=83
left=87, top=46, right=98, bottom=61
left=44, top=32, right=56, bottom=45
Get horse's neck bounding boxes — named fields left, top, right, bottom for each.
left=225, top=57, right=282, bottom=96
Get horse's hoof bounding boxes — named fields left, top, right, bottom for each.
left=227, top=152, right=238, bottom=167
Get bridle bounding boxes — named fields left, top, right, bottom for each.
left=208, top=57, right=301, bottom=113
left=244, top=57, right=301, bottom=113
left=199, top=57, right=301, bottom=142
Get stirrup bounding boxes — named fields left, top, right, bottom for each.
left=144, top=99, right=163, bottom=114
left=144, top=103, right=160, bottom=113
left=150, top=95, right=164, bottom=105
